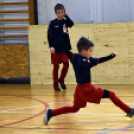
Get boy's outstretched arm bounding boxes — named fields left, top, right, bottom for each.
left=64, top=49, right=74, bottom=61
left=98, top=52, right=118, bottom=64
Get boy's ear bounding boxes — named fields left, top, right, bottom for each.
left=81, top=50, right=85, bottom=53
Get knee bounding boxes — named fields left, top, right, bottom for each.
left=76, top=108, right=80, bottom=112
left=109, top=91, right=116, bottom=98
left=73, top=107, right=80, bottom=112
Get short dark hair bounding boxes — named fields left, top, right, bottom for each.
left=77, top=37, right=94, bottom=52
left=54, top=3, right=65, bottom=12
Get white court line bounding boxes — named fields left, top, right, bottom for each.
left=0, top=104, right=43, bottom=113
left=0, top=111, right=39, bottom=114
left=0, top=111, right=126, bottom=116
left=0, top=102, right=133, bottom=116
left=70, top=113, right=126, bottom=115
left=49, top=102, right=72, bottom=104
left=49, top=102, right=133, bottom=105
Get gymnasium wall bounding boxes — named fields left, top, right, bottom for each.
left=37, top=0, right=134, bottom=25
left=29, top=22, right=134, bottom=84
left=0, top=45, right=29, bottom=78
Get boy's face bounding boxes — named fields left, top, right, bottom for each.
left=81, top=46, right=94, bottom=59
left=55, top=9, right=65, bottom=20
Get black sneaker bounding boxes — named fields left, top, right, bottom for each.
left=126, top=102, right=134, bottom=118
left=126, top=108, right=134, bottom=118
left=44, top=108, right=53, bottom=125
left=54, top=87, right=61, bottom=91
left=58, top=80, right=67, bottom=90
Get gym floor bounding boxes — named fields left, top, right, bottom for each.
left=0, top=84, right=134, bottom=134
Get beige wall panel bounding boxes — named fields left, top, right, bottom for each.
left=29, top=22, right=134, bottom=84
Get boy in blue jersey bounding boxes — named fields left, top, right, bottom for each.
left=47, top=3, right=74, bottom=91
left=44, top=26, right=134, bottom=125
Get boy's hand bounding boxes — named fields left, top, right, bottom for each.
left=63, top=24, right=68, bottom=33
left=64, top=12, right=67, bottom=16
left=112, top=52, right=118, bottom=56
left=50, top=47, right=55, bottom=54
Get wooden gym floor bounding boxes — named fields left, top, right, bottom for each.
left=0, top=84, right=134, bottom=134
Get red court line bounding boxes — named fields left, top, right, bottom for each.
left=0, top=94, right=49, bottom=128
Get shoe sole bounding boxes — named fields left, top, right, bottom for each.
left=126, top=114, right=134, bottom=118
left=54, top=88, right=61, bottom=91
left=44, top=108, right=49, bottom=125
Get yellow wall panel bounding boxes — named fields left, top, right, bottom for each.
left=29, top=22, right=134, bottom=84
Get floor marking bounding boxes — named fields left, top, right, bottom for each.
left=49, top=102, right=133, bottom=105
left=72, top=113, right=126, bottom=115
left=0, top=111, right=39, bottom=114
left=1, top=102, right=132, bottom=116
left=97, top=125, right=134, bottom=134
left=0, top=94, right=49, bottom=128
left=0, top=104, right=43, bottom=113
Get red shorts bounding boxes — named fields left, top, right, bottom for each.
left=51, top=52, right=69, bottom=64
left=73, top=82, right=104, bottom=108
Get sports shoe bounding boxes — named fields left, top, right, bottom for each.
left=58, top=80, right=67, bottom=90
left=44, top=108, right=53, bottom=125
left=54, top=87, right=61, bottom=91
left=126, top=102, right=134, bottom=118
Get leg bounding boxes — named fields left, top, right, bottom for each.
left=44, top=105, right=80, bottom=125
left=53, top=64, right=60, bottom=91
left=52, top=106, right=80, bottom=116
left=59, top=62, right=69, bottom=90
left=102, top=89, right=130, bottom=114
